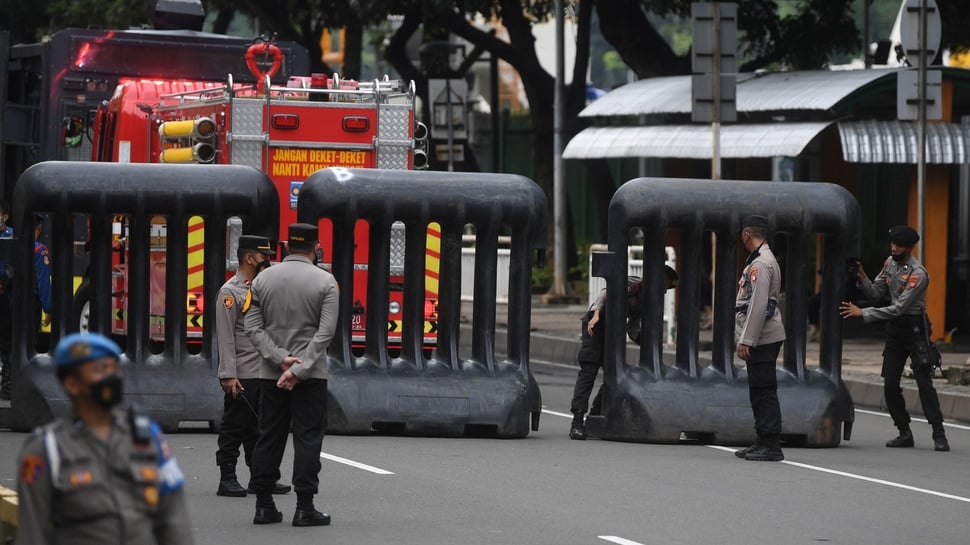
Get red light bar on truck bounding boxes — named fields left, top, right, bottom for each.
left=272, top=114, right=300, bottom=130
left=342, top=116, right=370, bottom=132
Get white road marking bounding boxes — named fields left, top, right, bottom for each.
left=706, top=445, right=970, bottom=504
left=548, top=410, right=970, bottom=504
left=855, top=408, right=970, bottom=431
left=599, top=536, right=646, bottom=545
left=320, top=452, right=394, bottom=475
left=542, top=408, right=574, bottom=419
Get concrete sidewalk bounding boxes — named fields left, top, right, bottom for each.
left=470, top=300, right=970, bottom=424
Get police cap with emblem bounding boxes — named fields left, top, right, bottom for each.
left=239, top=235, right=276, bottom=256
left=889, top=225, right=919, bottom=246
left=288, top=223, right=318, bottom=244
left=54, top=332, right=122, bottom=369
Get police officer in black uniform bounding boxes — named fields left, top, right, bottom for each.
left=840, top=225, right=949, bottom=452
left=734, top=215, right=786, bottom=462
left=245, top=223, right=339, bottom=526
left=214, top=235, right=291, bottom=497
left=569, top=268, right=677, bottom=440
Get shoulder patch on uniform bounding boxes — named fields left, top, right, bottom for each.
left=223, top=294, right=235, bottom=310
left=908, top=274, right=919, bottom=288
left=20, top=454, right=45, bottom=485
left=750, top=265, right=759, bottom=283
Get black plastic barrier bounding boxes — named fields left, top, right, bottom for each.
left=587, top=178, right=859, bottom=447
left=298, top=168, right=546, bottom=437
left=1, top=162, right=278, bottom=432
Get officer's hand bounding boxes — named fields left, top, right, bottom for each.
left=220, top=378, right=242, bottom=398
left=736, top=343, right=751, bottom=360
left=855, top=262, right=867, bottom=282
left=587, top=310, right=600, bottom=335
left=277, top=370, right=299, bottom=391
left=42, top=313, right=51, bottom=327
left=281, top=356, right=301, bottom=372
left=839, top=301, right=862, bottom=319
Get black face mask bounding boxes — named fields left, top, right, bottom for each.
left=891, top=253, right=907, bottom=262
left=88, top=374, right=123, bottom=408
left=255, top=259, right=271, bottom=274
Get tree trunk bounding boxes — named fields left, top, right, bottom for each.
left=596, top=0, right=690, bottom=77
left=342, top=18, right=363, bottom=80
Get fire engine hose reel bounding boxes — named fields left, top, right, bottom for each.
left=158, top=117, right=216, bottom=140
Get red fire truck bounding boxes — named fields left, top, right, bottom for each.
left=2, top=25, right=438, bottom=354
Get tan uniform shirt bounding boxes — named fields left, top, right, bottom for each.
left=216, top=272, right=260, bottom=379
left=735, top=243, right=786, bottom=347
left=244, top=254, right=339, bottom=380
left=15, top=409, right=194, bottom=545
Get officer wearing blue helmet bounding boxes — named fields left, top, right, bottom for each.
left=14, top=333, right=195, bottom=545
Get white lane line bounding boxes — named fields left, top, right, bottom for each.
left=599, top=536, right=646, bottom=545
left=320, top=452, right=394, bottom=475
left=547, top=410, right=970, bottom=505
left=542, top=408, right=574, bottom=419
left=706, top=445, right=970, bottom=504
left=855, top=408, right=970, bottom=431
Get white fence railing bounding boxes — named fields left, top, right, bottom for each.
left=587, top=244, right=677, bottom=346
left=460, top=236, right=512, bottom=303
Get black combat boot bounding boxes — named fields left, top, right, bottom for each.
left=886, top=428, right=915, bottom=448
left=735, top=436, right=764, bottom=459
left=932, top=423, right=950, bottom=452
left=569, top=415, right=586, bottom=440
left=217, top=464, right=248, bottom=497
left=248, top=480, right=292, bottom=495
left=744, top=435, right=784, bottom=462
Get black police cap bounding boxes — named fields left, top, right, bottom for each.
left=741, top=215, right=769, bottom=231
left=239, top=235, right=275, bottom=256
left=288, top=223, right=318, bottom=244
left=889, top=225, right=919, bottom=246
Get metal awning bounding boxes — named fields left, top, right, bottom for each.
left=563, top=122, right=832, bottom=160
left=838, top=120, right=970, bottom=164
left=578, top=69, right=895, bottom=118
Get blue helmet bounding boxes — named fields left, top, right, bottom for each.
left=54, top=333, right=122, bottom=369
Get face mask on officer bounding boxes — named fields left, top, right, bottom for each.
left=87, top=373, right=124, bottom=408
left=254, top=257, right=271, bottom=274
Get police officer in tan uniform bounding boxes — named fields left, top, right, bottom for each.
left=215, top=235, right=291, bottom=497
left=15, top=333, right=194, bottom=545
left=840, top=225, right=949, bottom=452
left=734, top=215, right=786, bottom=462
left=245, top=223, right=339, bottom=527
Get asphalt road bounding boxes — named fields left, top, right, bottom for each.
left=2, top=360, right=969, bottom=545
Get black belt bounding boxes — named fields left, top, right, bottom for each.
left=735, top=299, right=777, bottom=319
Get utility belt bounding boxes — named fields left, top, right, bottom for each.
left=735, top=299, right=777, bottom=319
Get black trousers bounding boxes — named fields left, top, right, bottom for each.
left=571, top=311, right=605, bottom=418
left=216, top=377, right=262, bottom=470
left=252, top=378, right=327, bottom=496
left=882, top=317, right=943, bottom=427
left=746, top=341, right=783, bottom=437
left=570, top=361, right=605, bottom=418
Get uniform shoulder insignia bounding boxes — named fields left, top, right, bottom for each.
left=750, top=265, right=758, bottom=283
left=20, top=454, right=46, bottom=485
left=908, top=274, right=920, bottom=289
left=223, top=294, right=235, bottom=310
